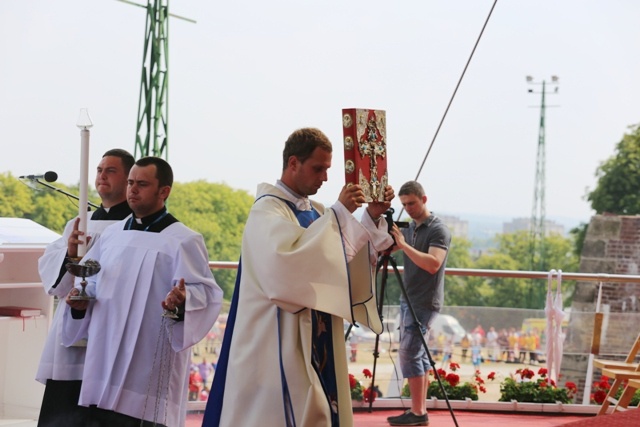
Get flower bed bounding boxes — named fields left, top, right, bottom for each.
left=498, top=367, right=577, bottom=404
left=396, top=364, right=578, bottom=404
left=402, top=362, right=486, bottom=400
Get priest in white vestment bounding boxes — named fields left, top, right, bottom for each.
left=62, top=157, right=223, bottom=427
left=203, top=128, right=394, bottom=427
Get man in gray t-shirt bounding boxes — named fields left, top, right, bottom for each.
left=387, top=181, right=451, bottom=427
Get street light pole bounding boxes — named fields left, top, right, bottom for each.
left=527, top=75, right=559, bottom=308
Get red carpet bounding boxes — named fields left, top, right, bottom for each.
left=560, top=409, right=640, bottom=426
left=186, top=409, right=596, bottom=426
left=186, top=408, right=640, bottom=426
left=352, top=409, right=586, bottom=427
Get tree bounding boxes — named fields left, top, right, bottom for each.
left=169, top=181, right=254, bottom=298
left=0, top=173, right=253, bottom=301
left=570, top=223, right=588, bottom=258
left=0, top=173, right=33, bottom=218
left=0, top=173, right=92, bottom=233
left=588, top=123, right=640, bottom=214
left=443, top=237, right=485, bottom=307
left=459, top=231, right=579, bottom=309
left=30, top=185, right=82, bottom=233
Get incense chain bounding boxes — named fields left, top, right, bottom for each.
left=141, top=316, right=176, bottom=427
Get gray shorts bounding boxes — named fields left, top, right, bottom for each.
left=398, top=304, right=439, bottom=378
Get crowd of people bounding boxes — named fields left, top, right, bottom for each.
left=430, top=324, right=544, bottom=367
left=188, top=357, right=217, bottom=401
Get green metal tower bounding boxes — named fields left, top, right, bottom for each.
left=527, top=75, right=559, bottom=307
left=135, top=0, right=169, bottom=159
left=118, top=0, right=195, bottom=160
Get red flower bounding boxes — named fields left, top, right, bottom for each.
left=479, top=386, right=487, bottom=393
left=363, top=387, right=377, bottom=403
left=487, top=371, right=496, bottom=381
left=449, top=362, right=461, bottom=372
left=521, top=368, right=535, bottom=379
left=349, top=374, right=356, bottom=389
left=538, top=368, right=548, bottom=377
left=539, top=380, right=548, bottom=388
left=593, top=390, right=607, bottom=404
left=566, top=381, right=577, bottom=392
left=436, top=368, right=447, bottom=378
left=596, top=378, right=611, bottom=390
left=445, top=373, right=460, bottom=387
left=362, top=369, right=372, bottom=379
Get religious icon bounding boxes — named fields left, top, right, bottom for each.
left=345, top=160, right=355, bottom=174
left=66, top=259, right=101, bottom=300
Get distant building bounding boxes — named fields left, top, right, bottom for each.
left=502, top=217, right=565, bottom=236
left=439, top=214, right=468, bottom=239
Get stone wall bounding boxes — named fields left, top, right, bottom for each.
left=561, top=215, right=640, bottom=402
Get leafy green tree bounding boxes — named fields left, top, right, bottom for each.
left=0, top=173, right=33, bottom=218
left=460, top=231, right=579, bottom=309
left=30, top=186, right=81, bottom=233
left=472, top=252, right=527, bottom=307
left=570, top=223, right=588, bottom=258
left=0, top=173, right=89, bottom=233
left=170, top=181, right=254, bottom=298
left=0, top=173, right=253, bottom=301
left=443, top=237, right=485, bottom=307
left=588, top=123, right=640, bottom=214
left=0, top=171, right=584, bottom=310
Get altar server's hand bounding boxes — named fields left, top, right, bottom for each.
left=162, top=278, right=186, bottom=312
left=65, top=288, right=89, bottom=311
left=67, top=217, right=91, bottom=259
left=339, top=184, right=366, bottom=213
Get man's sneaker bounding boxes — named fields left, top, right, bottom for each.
left=386, top=409, right=410, bottom=422
left=388, top=410, right=429, bottom=426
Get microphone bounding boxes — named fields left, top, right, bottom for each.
left=19, top=171, right=58, bottom=182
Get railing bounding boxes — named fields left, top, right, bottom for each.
left=205, top=261, right=640, bottom=411
left=210, top=261, right=640, bottom=284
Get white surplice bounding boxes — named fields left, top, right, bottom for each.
left=62, top=220, right=223, bottom=427
left=210, top=182, right=392, bottom=427
left=36, top=217, right=123, bottom=383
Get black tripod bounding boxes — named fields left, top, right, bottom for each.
left=366, top=246, right=459, bottom=427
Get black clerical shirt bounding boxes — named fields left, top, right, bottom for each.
left=90, top=200, right=132, bottom=221
left=124, top=206, right=178, bottom=233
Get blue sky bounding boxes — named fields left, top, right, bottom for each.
left=1, top=1, right=639, bottom=223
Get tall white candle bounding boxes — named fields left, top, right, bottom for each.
left=76, top=108, right=93, bottom=258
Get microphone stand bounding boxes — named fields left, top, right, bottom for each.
left=30, top=178, right=100, bottom=209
